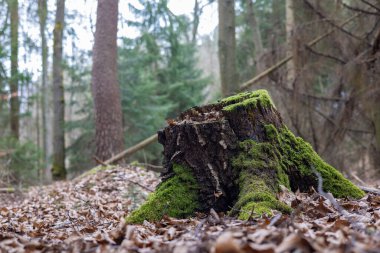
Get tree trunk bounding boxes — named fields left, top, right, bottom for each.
left=91, top=0, right=124, bottom=161
left=52, top=0, right=66, bottom=180
left=245, top=0, right=265, bottom=73
left=192, top=0, right=200, bottom=44
left=38, top=0, right=51, bottom=182
left=127, top=90, right=364, bottom=223
left=9, top=0, right=19, bottom=139
left=218, top=0, right=237, bottom=96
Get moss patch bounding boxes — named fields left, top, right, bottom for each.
left=230, top=122, right=364, bottom=219
left=231, top=140, right=292, bottom=219
left=126, top=164, right=200, bottom=224
left=233, top=140, right=291, bottom=190
left=221, top=89, right=275, bottom=112
left=264, top=125, right=365, bottom=199
left=231, top=172, right=292, bottom=220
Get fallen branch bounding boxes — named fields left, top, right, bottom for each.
left=239, top=13, right=361, bottom=91
left=359, top=186, right=380, bottom=195
left=104, top=134, right=158, bottom=165
left=127, top=179, right=154, bottom=192
left=0, top=149, right=15, bottom=158
left=0, top=187, right=15, bottom=193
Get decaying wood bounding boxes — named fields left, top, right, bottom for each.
left=127, top=90, right=365, bottom=224
left=0, top=188, right=15, bottom=193
left=104, top=134, right=158, bottom=165
left=157, top=98, right=285, bottom=212
left=359, top=186, right=380, bottom=195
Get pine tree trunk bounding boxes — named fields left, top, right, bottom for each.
left=52, top=0, right=66, bottom=180
left=218, top=0, right=237, bottom=96
left=91, top=0, right=125, bottom=161
left=9, top=0, right=19, bottom=139
left=127, top=90, right=364, bottom=223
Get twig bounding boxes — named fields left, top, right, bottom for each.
left=342, top=2, right=379, bottom=16
left=93, top=156, right=107, bottom=166
left=127, top=179, right=153, bottom=192
left=360, top=0, right=380, bottom=13
left=303, top=0, right=366, bottom=43
left=305, top=44, right=346, bottom=64
left=0, top=188, right=15, bottom=193
left=311, top=166, right=346, bottom=215
left=359, top=186, right=380, bottom=195
left=350, top=172, right=366, bottom=186
left=194, top=218, right=207, bottom=238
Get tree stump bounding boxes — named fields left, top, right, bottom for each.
left=126, top=90, right=364, bottom=223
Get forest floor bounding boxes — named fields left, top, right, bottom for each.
left=1, top=166, right=380, bottom=253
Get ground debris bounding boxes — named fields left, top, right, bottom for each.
left=1, top=167, right=380, bottom=252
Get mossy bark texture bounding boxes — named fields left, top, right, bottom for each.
left=126, top=90, right=364, bottom=223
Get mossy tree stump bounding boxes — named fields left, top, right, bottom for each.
left=127, top=90, right=364, bottom=223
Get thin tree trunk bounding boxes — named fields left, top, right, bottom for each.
left=9, top=0, right=19, bottom=139
left=91, top=0, right=125, bottom=161
left=285, top=0, right=296, bottom=89
left=52, top=0, right=66, bottom=180
left=218, top=0, right=237, bottom=96
left=192, top=0, right=200, bottom=44
left=245, top=0, right=265, bottom=73
left=38, top=0, right=51, bottom=182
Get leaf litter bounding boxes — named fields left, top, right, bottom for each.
left=1, top=166, right=380, bottom=252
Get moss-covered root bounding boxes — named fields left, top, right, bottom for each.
left=231, top=172, right=292, bottom=220
left=126, top=164, right=200, bottom=224
left=264, top=125, right=365, bottom=199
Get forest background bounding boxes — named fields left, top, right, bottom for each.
left=0, top=0, right=379, bottom=187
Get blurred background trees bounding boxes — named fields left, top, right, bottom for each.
left=0, top=0, right=379, bottom=186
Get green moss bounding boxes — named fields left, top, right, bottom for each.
left=221, top=90, right=275, bottom=112
left=233, top=140, right=291, bottom=189
left=231, top=139, right=292, bottom=219
left=230, top=122, right=364, bottom=219
left=231, top=172, right=292, bottom=219
left=126, top=164, right=200, bottom=224
left=264, top=124, right=365, bottom=199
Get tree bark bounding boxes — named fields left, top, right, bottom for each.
left=127, top=90, right=364, bottom=223
left=91, top=0, right=125, bottom=161
left=218, top=0, right=237, bottom=96
left=52, top=0, right=66, bottom=180
left=9, top=0, right=19, bottom=139
left=38, top=0, right=51, bottom=182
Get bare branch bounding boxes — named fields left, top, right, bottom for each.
left=303, top=0, right=367, bottom=44
left=305, top=45, right=346, bottom=64
left=342, top=2, right=379, bottom=16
